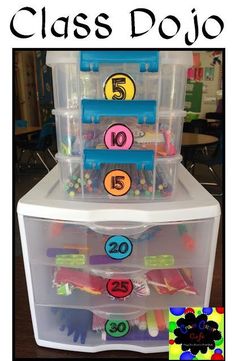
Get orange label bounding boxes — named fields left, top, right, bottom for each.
left=104, top=170, right=132, bottom=196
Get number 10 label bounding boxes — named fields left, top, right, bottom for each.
left=104, top=124, right=134, bottom=150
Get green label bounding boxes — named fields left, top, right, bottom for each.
left=105, top=319, right=130, bottom=338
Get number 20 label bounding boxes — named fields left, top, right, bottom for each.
left=104, top=73, right=136, bottom=100
left=105, top=235, right=133, bottom=260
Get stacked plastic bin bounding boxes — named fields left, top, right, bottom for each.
left=17, top=51, right=221, bottom=354
left=47, top=51, right=192, bottom=201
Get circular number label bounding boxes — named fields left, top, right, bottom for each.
left=105, top=235, right=133, bottom=260
left=104, top=169, right=131, bottom=196
left=104, top=124, right=134, bottom=150
left=106, top=279, right=133, bottom=299
left=104, top=73, right=136, bottom=100
left=105, top=319, right=130, bottom=338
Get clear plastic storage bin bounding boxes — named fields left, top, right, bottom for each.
left=46, top=51, right=192, bottom=110
left=54, top=106, right=185, bottom=157
left=56, top=151, right=181, bottom=201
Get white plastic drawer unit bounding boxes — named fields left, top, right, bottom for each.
left=17, top=165, right=220, bottom=353
left=54, top=107, right=185, bottom=157
left=46, top=50, right=192, bottom=110
left=56, top=151, right=182, bottom=201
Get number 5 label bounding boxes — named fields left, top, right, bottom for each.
left=104, top=73, right=136, bottom=100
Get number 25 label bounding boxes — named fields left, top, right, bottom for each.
left=104, top=73, right=136, bottom=100
left=106, top=279, right=133, bottom=298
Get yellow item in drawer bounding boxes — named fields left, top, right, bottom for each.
left=55, top=254, right=86, bottom=267
left=144, top=255, right=175, bottom=268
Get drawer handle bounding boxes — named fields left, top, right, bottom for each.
left=88, top=222, right=153, bottom=235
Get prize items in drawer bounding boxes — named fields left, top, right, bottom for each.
left=32, top=264, right=206, bottom=308
left=26, top=217, right=212, bottom=271
left=56, top=151, right=181, bottom=200
left=54, top=107, right=185, bottom=157
left=52, top=267, right=198, bottom=299
left=36, top=305, right=168, bottom=346
left=45, top=225, right=199, bottom=271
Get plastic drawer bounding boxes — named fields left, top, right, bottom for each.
left=56, top=151, right=181, bottom=201
left=24, top=217, right=214, bottom=275
left=34, top=305, right=169, bottom=352
left=46, top=50, right=192, bottom=109
left=54, top=107, right=185, bottom=157
left=31, top=264, right=207, bottom=312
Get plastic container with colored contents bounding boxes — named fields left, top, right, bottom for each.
left=81, top=103, right=184, bottom=157
left=54, top=99, right=158, bottom=155
left=46, top=50, right=192, bottom=109
left=26, top=217, right=213, bottom=276
left=31, top=263, right=205, bottom=310
left=33, top=305, right=169, bottom=351
left=54, top=106, right=185, bottom=157
left=56, top=150, right=182, bottom=201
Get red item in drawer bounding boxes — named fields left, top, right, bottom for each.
left=54, top=268, right=105, bottom=295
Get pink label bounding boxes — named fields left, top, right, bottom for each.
left=104, top=124, right=134, bottom=150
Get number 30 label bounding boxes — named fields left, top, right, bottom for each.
left=105, top=320, right=130, bottom=338
left=104, top=73, right=136, bottom=100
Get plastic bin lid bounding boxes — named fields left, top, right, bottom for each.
left=160, top=51, right=193, bottom=67
left=46, top=51, right=78, bottom=65
left=46, top=51, right=193, bottom=67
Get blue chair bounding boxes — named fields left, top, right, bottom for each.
left=21, top=122, right=57, bottom=172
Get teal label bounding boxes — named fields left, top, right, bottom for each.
left=105, top=319, right=130, bottom=338
left=105, top=235, right=133, bottom=260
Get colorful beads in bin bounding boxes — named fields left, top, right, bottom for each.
left=56, top=151, right=181, bottom=201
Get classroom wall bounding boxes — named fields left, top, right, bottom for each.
left=194, top=51, right=222, bottom=117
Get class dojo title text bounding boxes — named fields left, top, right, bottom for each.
left=10, top=7, right=224, bottom=45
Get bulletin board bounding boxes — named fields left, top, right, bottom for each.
left=185, top=80, right=203, bottom=113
